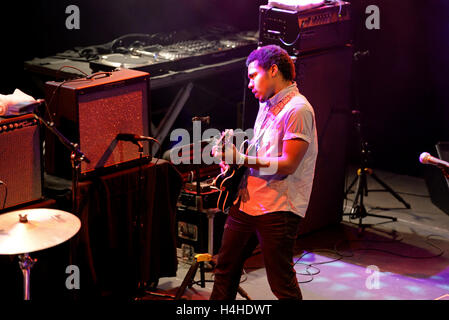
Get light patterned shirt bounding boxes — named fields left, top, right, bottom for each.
left=239, top=82, right=318, bottom=217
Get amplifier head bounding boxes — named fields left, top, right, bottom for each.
left=259, top=2, right=352, bottom=55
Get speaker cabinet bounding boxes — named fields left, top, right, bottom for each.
left=0, top=114, right=43, bottom=210
left=297, top=45, right=353, bottom=235
left=424, top=142, right=449, bottom=215
left=44, top=69, right=150, bottom=178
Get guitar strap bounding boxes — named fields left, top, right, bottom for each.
left=249, top=90, right=298, bottom=155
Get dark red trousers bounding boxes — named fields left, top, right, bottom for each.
left=210, top=206, right=302, bottom=300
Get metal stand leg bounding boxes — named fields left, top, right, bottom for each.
left=175, top=259, right=201, bottom=300
left=151, top=83, right=194, bottom=155
left=170, top=253, right=251, bottom=300
left=18, top=253, right=36, bottom=300
left=370, top=173, right=411, bottom=209
left=344, top=174, right=358, bottom=198
left=344, top=167, right=398, bottom=235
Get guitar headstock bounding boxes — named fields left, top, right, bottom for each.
left=223, top=129, right=234, bottom=145
left=213, top=129, right=234, bottom=147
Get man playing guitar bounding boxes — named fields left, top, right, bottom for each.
left=210, top=45, right=318, bottom=300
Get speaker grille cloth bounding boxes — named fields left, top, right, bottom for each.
left=78, top=82, right=148, bottom=173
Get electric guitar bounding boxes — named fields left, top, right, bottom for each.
left=212, top=130, right=249, bottom=212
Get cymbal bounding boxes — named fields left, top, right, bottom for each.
left=0, top=208, right=81, bottom=255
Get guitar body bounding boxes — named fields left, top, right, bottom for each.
left=212, top=129, right=251, bottom=212
left=214, top=165, right=248, bottom=212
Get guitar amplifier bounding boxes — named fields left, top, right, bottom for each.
left=44, top=68, right=151, bottom=178
left=0, top=114, right=43, bottom=210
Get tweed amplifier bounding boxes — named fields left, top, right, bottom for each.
left=44, top=68, right=151, bottom=178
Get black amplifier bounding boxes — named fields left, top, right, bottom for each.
left=259, top=1, right=352, bottom=55
left=178, top=190, right=220, bottom=211
left=177, top=176, right=221, bottom=211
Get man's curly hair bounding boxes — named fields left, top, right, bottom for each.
left=246, top=45, right=296, bottom=81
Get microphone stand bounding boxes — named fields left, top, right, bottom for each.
left=191, top=117, right=210, bottom=212
left=135, top=140, right=145, bottom=296
left=33, top=113, right=90, bottom=218
left=115, top=136, right=148, bottom=299
left=343, top=51, right=410, bottom=235
left=33, top=112, right=89, bottom=300
left=343, top=110, right=398, bottom=234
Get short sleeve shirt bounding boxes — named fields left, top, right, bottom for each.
left=239, top=83, right=318, bottom=217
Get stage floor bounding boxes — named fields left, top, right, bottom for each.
left=145, top=165, right=449, bottom=300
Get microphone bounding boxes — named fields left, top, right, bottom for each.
left=419, top=152, right=449, bottom=169
left=116, top=133, right=156, bottom=142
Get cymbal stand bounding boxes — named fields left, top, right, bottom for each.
left=16, top=213, right=37, bottom=300
left=18, top=252, right=37, bottom=300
